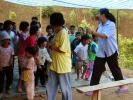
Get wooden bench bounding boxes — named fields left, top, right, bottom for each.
left=76, top=78, right=133, bottom=100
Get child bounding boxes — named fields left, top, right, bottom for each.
left=71, top=32, right=81, bottom=68
left=45, top=25, right=54, bottom=41
left=22, top=46, right=37, bottom=100
left=17, top=21, right=29, bottom=92
left=74, top=34, right=90, bottom=80
left=25, top=25, right=39, bottom=48
left=0, top=33, right=14, bottom=98
left=35, top=37, right=52, bottom=87
left=69, top=25, right=76, bottom=43
left=84, top=35, right=98, bottom=81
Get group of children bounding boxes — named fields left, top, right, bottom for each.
left=69, top=25, right=98, bottom=81
left=0, top=17, right=53, bottom=100
left=0, top=17, right=98, bottom=100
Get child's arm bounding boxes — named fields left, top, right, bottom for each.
left=45, top=49, right=52, bottom=63
left=74, top=46, right=82, bottom=61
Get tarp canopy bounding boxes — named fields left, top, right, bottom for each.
left=4, top=0, right=133, bottom=9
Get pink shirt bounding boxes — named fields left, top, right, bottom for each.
left=0, top=46, right=14, bottom=69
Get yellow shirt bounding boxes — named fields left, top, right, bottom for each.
left=50, top=28, right=72, bottom=73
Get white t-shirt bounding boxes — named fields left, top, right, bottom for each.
left=74, top=42, right=88, bottom=61
left=0, top=46, right=14, bottom=69
left=38, top=48, right=52, bottom=65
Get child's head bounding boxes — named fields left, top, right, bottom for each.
left=29, top=25, right=39, bottom=36
left=37, top=37, right=47, bottom=48
left=69, top=25, right=76, bottom=34
left=3, top=20, right=13, bottom=31
left=25, top=46, right=38, bottom=58
left=81, top=34, right=91, bottom=45
left=1, top=31, right=11, bottom=47
left=46, top=25, right=54, bottom=36
left=78, top=27, right=84, bottom=35
left=75, top=32, right=81, bottom=40
left=92, top=35, right=98, bottom=42
left=32, top=16, right=38, bottom=22
left=30, top=21, right=41, bottom=28
left=19, top=21, right=29, bottom=32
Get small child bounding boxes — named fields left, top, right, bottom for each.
left=22, top=46, right=37, bottom=100
left=74, top=34, right=90, bottom=80
left=84, top=35, right=98, bottom=81
left=17, top=21, right=29, bottom=92
left=71, top=32, right=81, bottom=68
left=35, top=37, right=52, bottom=87
left=0, top=33, right=14, bottom=98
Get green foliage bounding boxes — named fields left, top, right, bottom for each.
left=69, top=10, right=78, bottom=26
left=42, top=6, right=54, bottom=18
left=79, top=19, right=94, bottom=29
left=118, top=34, right=133, bottom=70
left=9, top=11, right=17, bottom=20
left=85, top=9, right=99, bottom=19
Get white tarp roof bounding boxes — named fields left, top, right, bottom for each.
left=4, top=0, right=133, bottom=9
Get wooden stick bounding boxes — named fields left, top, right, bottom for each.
left=91, top=90, right=101, bottom=100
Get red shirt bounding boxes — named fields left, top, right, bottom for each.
left=17, top=32, right=27, bottom=57
left=25, top=35, right=37, bottom=47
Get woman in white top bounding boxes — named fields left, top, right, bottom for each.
left=86, top=8, right=128, bottom=96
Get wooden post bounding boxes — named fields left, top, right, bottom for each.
left=40, top=7, right=42, bottom=24
left=91, top=90, right=101, bottom=100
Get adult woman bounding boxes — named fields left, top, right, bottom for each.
left=87, top=8, right=128, bottom=95
left=47, top=12, right=72, bottom=100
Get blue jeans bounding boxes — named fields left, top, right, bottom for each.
left=47, top=70, right=72, bottom=100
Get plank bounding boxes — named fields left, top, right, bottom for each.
left=77, top=78, right=133, bottom=93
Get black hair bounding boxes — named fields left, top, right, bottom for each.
left=78, top=27, right=84, bottom=31
left=37, top=37, right=47, bottom=47
left=29, top=25, right=39, bottom=36
left=19, top=21, right=29, bottom=31
left=70, top=25, right=75, bottom=29
left=3, top=20, right=12, bottom=30
left=25, top=46, right=38, bottom=56
left=32, top=16, right=38, bottom=21
left=50, top=12, right=65, bottom=26
left=0, top=23, right=3, bottom=31
left=46, top=25, right=53, bottom=32
left=30, top=21, right=41, bottom=28
left=81, top=34, right=90, bottom=41
left=100, top=8, right=116, bottom=23
left=75, top=32, right=81, bottom=36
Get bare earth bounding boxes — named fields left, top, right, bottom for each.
left=3, top=69, right=133, bottom=100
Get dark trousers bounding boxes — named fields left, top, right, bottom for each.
left=35, top=65, right=48, bottom=86
left=90, top=52, right=124, bottom=86
left=0, top=67, right=13, bottom=93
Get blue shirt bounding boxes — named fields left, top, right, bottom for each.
left=96, top=20, right=118, bottom=58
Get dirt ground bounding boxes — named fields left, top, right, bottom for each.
left=4, top=86, right=133, bottom=100
left=3, top=69, right=133, bottom=100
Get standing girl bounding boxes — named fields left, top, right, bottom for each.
left=22, top=46, right=37, bottom=100
left=17, top=21, right=29, bottom=92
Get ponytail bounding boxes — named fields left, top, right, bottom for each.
left=100, top=8, right=116, bottom=23
left=106, top=13, right=116, bottom=23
